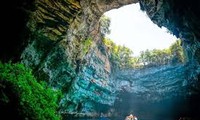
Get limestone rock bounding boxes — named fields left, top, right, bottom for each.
left=2, top=0, right=200, bottom=118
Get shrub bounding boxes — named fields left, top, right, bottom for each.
left=0, top=62, right=61, bottom=120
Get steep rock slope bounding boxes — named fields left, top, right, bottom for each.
left=59, top=43, right=116, bottom=116
left=20, top=0, right=138, bottom=116
left=2, top=0, right=200, bottom=118
left=113, top=64, right=200, bottom=119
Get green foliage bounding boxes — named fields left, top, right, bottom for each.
left=100, top=15, right=111, bottom=36
left=0, top=62, right=61, bottom=120
left=103, top=38, right=134, bottom=70
left=139, top=48, right=171, bottom=66
left=169, top=39, right=185, bottom=64
left=103, top=38, right=185, bottom=69
left=82, top=38, right=92, bottom=56
left=139, top=39, right=185, bottom=67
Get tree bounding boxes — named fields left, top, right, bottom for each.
left=103, top=38, right=134, bottom=69
left=169, top=39, right=185, bottom=64
left=100, top=15, right=111, bottom=36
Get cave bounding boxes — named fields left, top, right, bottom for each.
left=0, top=0, right=200, bottom=120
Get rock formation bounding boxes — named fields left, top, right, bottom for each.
left=114, top=64, right=200, bottom=119
left=1, top=0, right=200, bottom=119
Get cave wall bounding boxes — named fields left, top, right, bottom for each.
left=113, top=64, right=200, bottom=119
left=20, top=0, right=138, bottom=116
left=2, top=0, right=200, bottom=118
left=139, top=0, right=200, bottom=64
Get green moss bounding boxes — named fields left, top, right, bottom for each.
left=82, top=38, right=92, bottom=56
left=0, top=62, right=62, bottom=120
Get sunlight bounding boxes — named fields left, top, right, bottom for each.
left=104, top=3, right=177, bottom=56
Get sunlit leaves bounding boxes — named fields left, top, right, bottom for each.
left=103, top=38, right=134, bottom=70
left=103, top=38, right=185, bottom=69
left=100, top=15, right=111, bottom=36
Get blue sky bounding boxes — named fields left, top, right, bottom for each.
left=104, top=3, right=177, bottom=56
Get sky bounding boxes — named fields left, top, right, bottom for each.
left=104, top=3, right=177, bottom=56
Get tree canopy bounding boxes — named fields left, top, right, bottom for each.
left=100, top=15, right=111, bottom=36
left=100, top=15, right=185, bottom=69
left=103, top=38, right=185, bottom=70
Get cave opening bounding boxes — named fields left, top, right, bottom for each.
left=98, top=2, right=200, bottom=120
left=1, top=0, right=200, bottom=120
left=104, top=3, right=178, bottom=57
left=101, top=3, right=185, bottom=69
